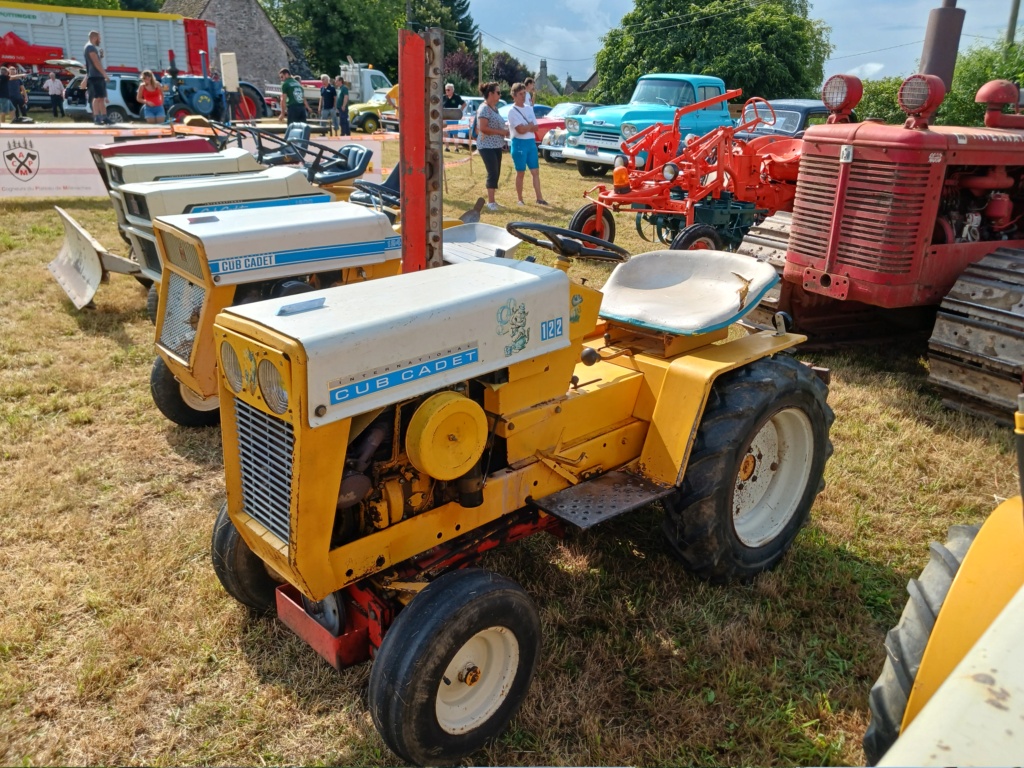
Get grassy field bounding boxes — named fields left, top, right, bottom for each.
left=0, top=142, right=1018, bottom=766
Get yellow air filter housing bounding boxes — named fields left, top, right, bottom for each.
left=405, top=391, right=488, bottom=481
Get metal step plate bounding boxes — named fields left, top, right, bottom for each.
left=532, top=470, right=673, bottom=530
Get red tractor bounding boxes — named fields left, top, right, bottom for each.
left=740, top=71, right=1024, bottom=422
left=565, top=88, right=856, bottom=251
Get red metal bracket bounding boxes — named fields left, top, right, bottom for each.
left=802, top=267, right=850, bottom=300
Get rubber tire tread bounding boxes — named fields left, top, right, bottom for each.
left=862, top=524, right=980, bottom=765
left=577, top=160, right=608, bottom=178
left=662, top=354, right=834, bottom=583
left=568, top=202, right=616, bottom=243
left=150, top=356, right=220, bottom=428
left=368, top=568, right=540, bottom=766
left=670, top=223, right=724, bottom=251
left=238, top=83, right=268, bottom=119
left=210, top=502, right=279, bottom=614
left=362, top=115, right=379, bottom=134
left=146, top=283, right=159, bottom=324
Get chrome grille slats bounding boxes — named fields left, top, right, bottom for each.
left=790, top=154, right=931, bottom=275
left=158, top=272, right=205, bottom=362
left=161, top=232, right=205, bottom=280
left=235, top=398, right=294, bottom=543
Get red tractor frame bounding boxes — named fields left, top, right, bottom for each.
left=568, top=89, right=824, bottom=251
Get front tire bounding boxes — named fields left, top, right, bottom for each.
left=105, top=105, right=128, bottom=123
left=167, top=103, right=192, bottom=124
left=862, top=525, right=980, bottom=765
left=211, top=502, right=280, bottom=614
left=663, top=355, right=833, bottom=583
left=369, top=569, right=540, bottom=765
left=361, top=114, right=379, bottom=133
left=670, top=223, right=724, bottom=251
left=577, top=160, right=608, bottom=178
left=568, top=203, right=616, bottom=243
left=150, top=356, right=220, bottom=428
left=146, top=283, right=159, bottom=324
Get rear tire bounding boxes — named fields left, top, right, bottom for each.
left=670, top=223, right=724, bottom=251
left=568, top=203, right=616, bottom=243
left=237, top=83, right=266, bottom=120
left=211, top=502, right=279, bottom=614
left=150, top=356, right=220, bottom=428
left=167, top=103, right=192, bottom=124
left=862, top=525, right=980, bottom=765
left=662, top=355, right=833, bottom=583
left=105, top=105, right=128, bottom=123
left=369, top=569, right=540, bottom=765
left=146, top=283, right=159, bottom=324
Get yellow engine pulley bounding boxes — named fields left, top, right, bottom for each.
left=405, top=391, right=488, bottom=481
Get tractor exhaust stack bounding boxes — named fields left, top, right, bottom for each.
left=919, top=0, right=965, bottom=92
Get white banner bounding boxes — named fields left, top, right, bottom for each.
left=0, top=126, right=384, bottom=197
left=1, top=126, right=170, bottom=197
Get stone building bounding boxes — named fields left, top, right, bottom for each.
left=532, top=59, right=560, bottom=97
left=160, top=0, right=291, bottom=90
left=564, top=71, right=598, bottom=96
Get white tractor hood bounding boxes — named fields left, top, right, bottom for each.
left=224, top=257, right=571, bottom=426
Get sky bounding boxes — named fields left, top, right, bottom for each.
left=468, top=0, right=1010, bottom=85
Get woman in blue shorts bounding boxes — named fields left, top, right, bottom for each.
left=506, top=81, right=548, bottom=206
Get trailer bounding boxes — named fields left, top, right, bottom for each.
left=0, top=0, right=214, bottom=76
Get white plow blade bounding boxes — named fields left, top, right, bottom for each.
left=49, top=206, right=141, bottom=309
left=442, top=223, right=522, bottom=264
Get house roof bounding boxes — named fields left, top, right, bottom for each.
left=160, top=0, right=211, bottom=18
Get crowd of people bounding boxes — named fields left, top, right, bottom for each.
left=278, top=69, right=350, bottom=136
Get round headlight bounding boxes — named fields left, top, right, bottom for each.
left=621, top=123, right=638, bottom=139
left=821, top=74, right=864, bottom=113
left=613, top=155, right=627, bottom=169
left=663, top=163, right=679, bottom=181
left=257, top=359, right=289, bottom=414
left=220, top=342, right=243, bottom=394
left=897, top=73, right=945, bottom=115
left=565, top=117, right=580, bottom=134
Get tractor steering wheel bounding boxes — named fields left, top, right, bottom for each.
left=506, top=222, right=630, bottom=263
left=353, top=180, right=402, bottom=209
left=742, top=97, right=777, bottom=128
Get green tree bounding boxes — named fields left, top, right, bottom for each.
left=857, top=76, right=905, bottom=124
left=593, top=0, right=831, bottom=104
left=118, top=0, right=161, bottom=10
left=937, top=39, right=1024, bottom=126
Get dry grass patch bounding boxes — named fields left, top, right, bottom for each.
left=0, top=153, right=1017, bottom=766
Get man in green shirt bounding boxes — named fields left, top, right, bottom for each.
left=335, top=76, right=350, bottom=136
left=279, top=68, right=310, bottom=125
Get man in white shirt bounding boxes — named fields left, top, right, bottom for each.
left=44, top=72, right=65, bottom=117
left=507, top=82, right=547, bottom=206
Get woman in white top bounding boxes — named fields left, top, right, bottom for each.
left=507, top=82, right=547, bottom=206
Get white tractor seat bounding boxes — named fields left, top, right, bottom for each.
left=442, top=223, right=522, bottom=264
left=599, top=249, right=778, bottom=335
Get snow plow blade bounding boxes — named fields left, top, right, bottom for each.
left=49, top=206, right=141, bottom=309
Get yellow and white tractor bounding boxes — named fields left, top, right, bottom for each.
left=150, top=200, right=515, bottom=427
left=863, top=393, right=1024, bottom=765
left=209, top=222, right=835, bottom=764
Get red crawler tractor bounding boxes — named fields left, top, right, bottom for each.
left=566, top=87, right=857, bottom=251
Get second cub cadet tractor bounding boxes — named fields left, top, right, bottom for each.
left=150, top=198, right=516, bottom=427
left=209, top=221, right=835, bottom=764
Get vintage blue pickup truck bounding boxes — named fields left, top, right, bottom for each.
left=561, top=73, right=734, bottom=176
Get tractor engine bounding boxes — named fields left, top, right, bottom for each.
left=936, top=166, right=1020, bottom=246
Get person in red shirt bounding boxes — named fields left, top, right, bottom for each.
left=138, top=70, right=166, bottom=123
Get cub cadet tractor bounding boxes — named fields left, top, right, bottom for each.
left=51, top=143, right=373, bottom=314
left=863, top=393, right=1024, bottom=765
left=149, top=197, right=514, bottom=427
left=209, top=223, right=834, bottom=764
left=566, top=89, right=837, bottom=251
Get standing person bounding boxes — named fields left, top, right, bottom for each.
left=278, top=68, right=309, bottom=125
left=475, top=81, right=508, bottom=212
left=319, top=74, right=337, bottom=135
left=14, top=77, right=29, bottom=120
left=45, top=72, right=65, bottom=118
left=335, top=76, right=349, bottom=136
left=138, top=70, right=165, bottom=123
left=0, top=67, right=25, bottom=125
left=523, top=77, right=535, bottom=107
left=442, top=83, right=465, bottom=152
left=507, top=82, right=547, bottom=206
left=84, top=30, right=107, bottom=125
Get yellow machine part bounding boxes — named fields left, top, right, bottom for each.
left=903, top=495, right=1024, bottom=729
left=405, top=391, right=488, bottom=481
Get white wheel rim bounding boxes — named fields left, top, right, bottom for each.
left=732, top=407, right=814, bottom=548
left=435, top=626, right=519, bottom=735
left=179, top=384, right=219, bottom=412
